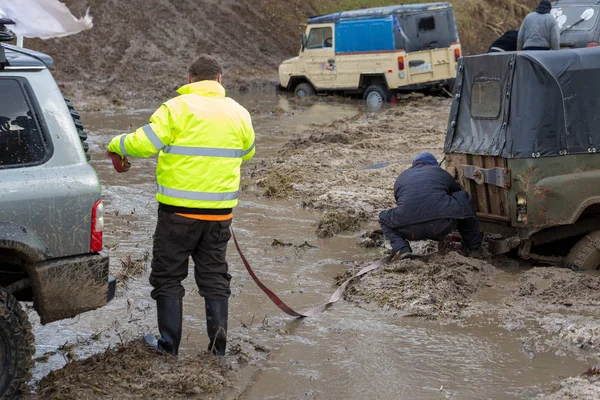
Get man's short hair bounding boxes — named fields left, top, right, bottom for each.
left=188, top=55, right=222, bottom=82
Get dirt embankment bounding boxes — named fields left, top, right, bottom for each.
left=27, top=0, right=318, bottom=108
left=22, top=1, right=537, bottom=107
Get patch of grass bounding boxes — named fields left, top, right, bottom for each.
left=315, top=209, right=368, bottom=238
left=256, top=172, right=301, bottom=198
left=34, top=341, right=227, bottom=399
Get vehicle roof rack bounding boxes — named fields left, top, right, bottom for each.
left=0, top=18, right=15, bottom=43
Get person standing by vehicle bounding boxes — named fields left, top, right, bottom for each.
left=378, top=153, right=482, bottom=259
left=517, top=0, right=560, bottom=50
left=106, top=54, right=256, bottom=356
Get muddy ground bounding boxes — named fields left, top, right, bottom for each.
left=246, top=96, right=600, bottom=399
left=23, top=95, right=599, bottom=399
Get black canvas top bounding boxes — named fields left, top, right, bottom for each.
left=444, top=48, right=600, bottom=158
left=308, top=3, right=452, bottom=24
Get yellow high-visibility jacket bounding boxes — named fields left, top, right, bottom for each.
left=108, top=81, right=255, bottom=210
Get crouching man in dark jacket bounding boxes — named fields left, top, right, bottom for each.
left=379, top=152, right=482, bottom=259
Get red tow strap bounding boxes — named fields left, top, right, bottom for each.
left=231, top=228, right=392, bottom=318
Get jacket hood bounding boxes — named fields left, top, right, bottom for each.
left=536, top=0, right=551, bottom=14
left=412, top=152, right=438, bottom=166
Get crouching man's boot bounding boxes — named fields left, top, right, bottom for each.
left=205, top=299, right=228, bottom=356
left=144, top=298, right=183, bottom=355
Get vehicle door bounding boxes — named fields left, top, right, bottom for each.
left=302, top=25, right=337, bottom=89
left=399, top=11, right=455, bottom=84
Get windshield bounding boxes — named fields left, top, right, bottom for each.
left=552, top=6, right=599, bottom=31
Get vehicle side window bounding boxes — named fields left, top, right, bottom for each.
left=418, top=16, right=436, bottom=32
left=0, top=79, right=49, bottom=168
left=306, top=27, right=333, bottom=49
left=471, top=80, right=502, bottom=120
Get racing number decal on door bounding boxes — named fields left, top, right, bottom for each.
left=321, top=59, right=336, bottom=72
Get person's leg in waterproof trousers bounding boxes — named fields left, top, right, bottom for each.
left=380, top=222, right=412, bottom=256
left=145, top=211, right=203, bottom=355
left=456, top=217, right=483, bottom=253
left=192, top=219, right=232, bottom=356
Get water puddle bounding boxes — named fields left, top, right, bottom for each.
left=30, top=92, right=593, bottom=399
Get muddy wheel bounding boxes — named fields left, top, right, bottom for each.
left=65, top=97, right=90, bottom=161
left=0, top=288, right=34, bottom=399
left=363, top=85, right=389, bottom=109
left=294, top=83, right=316, bottom=97
left=565, top=231, right=600, bottom=270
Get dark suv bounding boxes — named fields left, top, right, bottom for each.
left=444, top=47, right=600, bottom=270
left=0, top=41, right=115, bottom=398
left=553, top=0, right=600, bottom=48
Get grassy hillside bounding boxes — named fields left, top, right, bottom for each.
left=311, top=0, right=538, bottom=54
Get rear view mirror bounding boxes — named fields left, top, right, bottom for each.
left=301, top=32, right=307, bottom=51
left=581, top=8, right=594, bottom=21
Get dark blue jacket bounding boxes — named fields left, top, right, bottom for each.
left=379, top=162, right=476, bottom=229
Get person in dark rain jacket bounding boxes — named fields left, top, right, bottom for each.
left=378, top=152, right=483, bottom=259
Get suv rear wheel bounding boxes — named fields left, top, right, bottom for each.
left=0, top=288, right=34, bottom=399
left=565, top=231, right=600, bottom=270
left=64, top=98, right=90, bottom=161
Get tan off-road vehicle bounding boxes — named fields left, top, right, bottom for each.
left=444, top=48, right=600, bottom=270
left=278, top=3, right=462, bottom=107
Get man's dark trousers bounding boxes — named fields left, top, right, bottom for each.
left=150, top=210, right=232, bottom=300
left=381, top=217, right=482, bottom=255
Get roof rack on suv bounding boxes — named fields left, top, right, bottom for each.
left=0, top=19, right=14, bottom=42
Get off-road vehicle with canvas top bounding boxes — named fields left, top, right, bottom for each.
left=0, top=26, right=115, bottom=398
left=278, top=2, right=461, bottom=107
left=444, top=47, right=600, bottom=270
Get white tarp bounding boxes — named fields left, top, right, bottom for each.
left=0, top=0, right=92, bottom=39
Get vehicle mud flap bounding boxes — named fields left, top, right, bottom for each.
left=231, top=228, right=391, bottom=318
left=28, top=253, right=111, bottom=324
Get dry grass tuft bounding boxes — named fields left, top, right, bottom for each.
left=34, top=341, right=227, bottom=399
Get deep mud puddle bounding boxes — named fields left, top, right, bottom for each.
left=28, top=93, right=598, bottom=399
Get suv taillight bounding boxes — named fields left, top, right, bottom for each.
left=454, top=48, right=461, bottom=62
left=91, top=199, right=104, bottom=253
left=398, top=56, right=405, bottom=71
left=588, top=43, right=598, bottom=47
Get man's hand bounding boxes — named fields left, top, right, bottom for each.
left=106, top=150, right=131, bottom=173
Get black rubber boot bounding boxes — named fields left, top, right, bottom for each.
left=143, top=297, right=182, bottom=355
left=205, top=299, right=228, bottom=356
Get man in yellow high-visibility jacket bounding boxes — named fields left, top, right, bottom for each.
left=107, top=55, right=255, bottom=356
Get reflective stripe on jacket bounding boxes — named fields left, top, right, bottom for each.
left=108, top=80, right=255, bottom=209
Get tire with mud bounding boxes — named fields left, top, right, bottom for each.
left=294, top=83, right=316, bottom=97
left=363, top=85, right=389, bottom=109
left=0, top=288, right=35, bottom=399
left=565, top=231, right=600, bottom=270
left=65, top=97, right=90, bottom=161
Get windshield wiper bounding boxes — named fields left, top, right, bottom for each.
left=561, top=18, right=586, bottom=33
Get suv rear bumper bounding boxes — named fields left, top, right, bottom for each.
left=28, top=251, right=115, bottom=324
left=396, top=78, right=455, bottom=92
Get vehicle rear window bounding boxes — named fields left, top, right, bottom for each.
left=0, top=79, right=49, bottom=167
left=418, top=16, right=436, bottom=32
left=471, top=80, right=502, bottom=119
left=552, top=6, right=598, bottom=31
